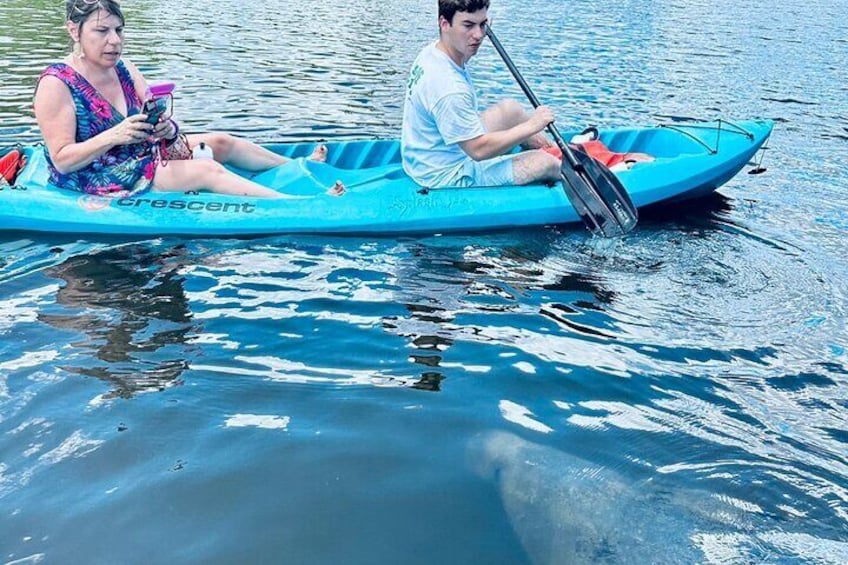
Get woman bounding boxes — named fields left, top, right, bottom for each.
left=34, top=0, right=339, bottom=199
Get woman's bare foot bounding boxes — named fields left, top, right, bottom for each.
left=327, top=180, right=345, bottom=196
left=309, top=144, right=328, bottom=162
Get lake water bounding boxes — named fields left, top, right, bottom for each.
left=2, top=0, right=848, bottom=563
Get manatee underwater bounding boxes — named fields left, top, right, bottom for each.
left=468, top=431, right=848, bottom=564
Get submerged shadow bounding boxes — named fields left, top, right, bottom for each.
left=638, top=191, right=739, bottom=229
left=39, top=244, right=195, bottom=399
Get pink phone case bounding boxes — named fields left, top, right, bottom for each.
left=148, top=82, right=175, bottom=97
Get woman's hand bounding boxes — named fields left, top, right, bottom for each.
left=109, top=114, right=153, bottom=146
left=150, top=117, right=177, bottom=141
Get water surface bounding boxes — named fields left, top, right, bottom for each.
left=1, top=0, right=847, bottom=563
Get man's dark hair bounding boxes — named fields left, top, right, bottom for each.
left=438, top=0, right=490, bottom=24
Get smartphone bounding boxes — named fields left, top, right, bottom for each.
left=143, top=82, right=176, bottom=124
left=142, top=97, right=167, bottom=124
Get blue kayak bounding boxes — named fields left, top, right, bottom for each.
left=1, top=119, right=772, bottom=236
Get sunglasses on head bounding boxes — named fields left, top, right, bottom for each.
left=70, top=0, right=108, bottom=15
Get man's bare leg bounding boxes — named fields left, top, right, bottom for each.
left=511, top=150, right=561, bottom=185
left=480, top=99, right=554, bottom=150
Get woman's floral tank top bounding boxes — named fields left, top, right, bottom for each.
left=39, top=60, right=156, bottom=196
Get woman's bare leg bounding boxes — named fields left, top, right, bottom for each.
left=328, top=180, right=345, bottom=196
left=310, top=145, right=327, bottom=162
left=153, top=158, right=344, bottom=198
left=153, top=158, right=286, bottom=198
left=185, top=133, right=327, bottom=171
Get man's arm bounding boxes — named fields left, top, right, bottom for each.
left=459, top=105, right=555, bottom=161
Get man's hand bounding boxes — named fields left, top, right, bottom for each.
left=529, top=105, right=555, bottom=132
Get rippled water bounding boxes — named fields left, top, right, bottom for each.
left=2, top=0, right=848, bottom=563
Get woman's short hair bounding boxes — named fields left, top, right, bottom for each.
left=66, top=0, right=125, bottom=27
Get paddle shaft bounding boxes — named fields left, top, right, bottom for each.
left=484, top=27, right=580, bottom=169
left=483, top=25, right=639, bottom=237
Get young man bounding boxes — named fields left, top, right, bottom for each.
left=401, top=0, right=561, bottom=188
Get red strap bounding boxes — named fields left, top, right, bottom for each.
left=0, top=149, right=25, bottom=183
left=543, top=141, right=653, bottom=168
left=542, top=142, right=623, bottom=167
left=541, top=145, right=563, bottom=160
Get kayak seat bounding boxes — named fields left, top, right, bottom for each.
left=14, top=147, right=50, bottom=189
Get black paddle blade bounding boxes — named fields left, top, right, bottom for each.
left=559, top=148, right=638, bottom=237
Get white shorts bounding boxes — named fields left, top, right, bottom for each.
left=451, top=154, right=515, bottom=187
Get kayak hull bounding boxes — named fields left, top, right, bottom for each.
left=1, top=119, right=772, bottom=236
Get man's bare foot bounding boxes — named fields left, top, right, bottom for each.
left=309, top=144, right=328, bottom=162
left=327, top=180, right=345, bottom=196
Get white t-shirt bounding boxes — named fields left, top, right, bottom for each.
left=401, top=41, right=485, bottom=187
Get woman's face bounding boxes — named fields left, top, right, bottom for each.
left=69, top=9, right=124, bottom=67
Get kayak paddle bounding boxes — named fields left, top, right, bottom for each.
left=484, top=26, right=638, bottom=237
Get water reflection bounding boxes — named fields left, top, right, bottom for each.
left=194, top=235, right=611, bottom=395
left=39, top=244, right=194, bottom=399
left=640, top=190, right=735, bottom=225
left=382, top=233, right=620, bottom=389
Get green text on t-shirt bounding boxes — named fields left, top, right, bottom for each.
left=407, top=64, right=423, bottom=96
